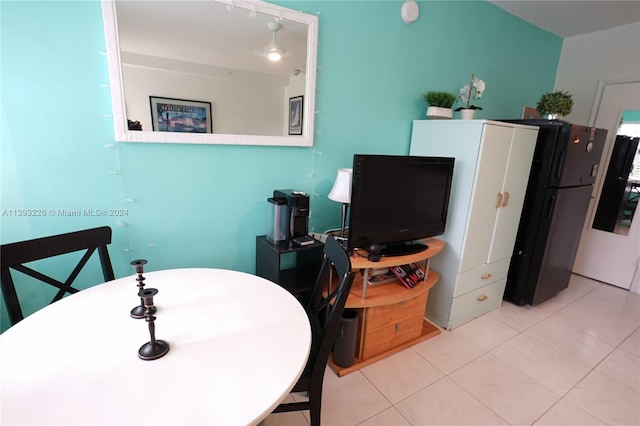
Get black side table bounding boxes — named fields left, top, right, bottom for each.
left=255, top=235, right=324, bottom=305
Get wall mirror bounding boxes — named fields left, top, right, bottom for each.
left=101, top=0, right=318, bottom=146
left=592, top=111, right=640, bottom=235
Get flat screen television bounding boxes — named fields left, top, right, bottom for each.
left=347, top=154, right=455, bottom=258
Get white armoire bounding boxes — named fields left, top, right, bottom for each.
left=410, top=120, right=539, bottom=329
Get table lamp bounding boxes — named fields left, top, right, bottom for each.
left=328, top=168, right=353, bottom=239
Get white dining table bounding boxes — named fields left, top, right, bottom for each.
left=0, top=268, right=311, bottom=425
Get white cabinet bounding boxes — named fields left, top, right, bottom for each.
left=410, top=120, right=538, bottom=329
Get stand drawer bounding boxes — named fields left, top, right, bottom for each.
left=361, top=314, right=423, bottom=359
left=365, top=292, right=427, bottom=331
left=454, top=258, right=510, bottom=297
left=448, top=279, right=506, bottom=329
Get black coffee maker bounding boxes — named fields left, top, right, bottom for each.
left=270, top=189, right=309, bottom=241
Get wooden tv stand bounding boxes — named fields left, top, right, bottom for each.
left=328, top=238, right=444, bottom=376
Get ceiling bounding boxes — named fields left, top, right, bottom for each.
left=489, top=0, right=640, bottom=37
left=115, top=0, right=308, bottom=78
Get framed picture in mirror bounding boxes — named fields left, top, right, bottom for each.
left=289, top=96, right=303, bottom=135
left=150, top=96, right=213, bottom=134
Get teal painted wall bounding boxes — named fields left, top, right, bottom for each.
left=0, top=0, right=561, bottom=331
left=622, top=110, right=640, bottom=122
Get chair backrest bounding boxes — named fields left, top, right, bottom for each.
left=305, top=236, right=355, bottom=379
left=1, top=226, right=115, bottom=326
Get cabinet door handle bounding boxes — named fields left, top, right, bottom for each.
left=495, top=192, right=503, bottom=209
left=546, top=195, right=556, bottom=223
left=502, top=191, right=510, bottom=207
left=395, top=324, right=401, bottom=333
left=477, top=295, right=489, bottom=302
left=481, top=273, right=492, bottom=280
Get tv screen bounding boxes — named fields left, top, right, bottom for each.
left=347, top=155, right=454, bottom=257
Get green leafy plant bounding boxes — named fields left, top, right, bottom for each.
left=536, top=90, right=574, bottom=116
left=423, top=91, right=457, bottom=108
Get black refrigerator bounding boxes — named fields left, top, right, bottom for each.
left=502, top=119, right=607, bottom=305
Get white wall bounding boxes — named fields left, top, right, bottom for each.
left=121, top=53, right=291, bottom=136
left=555, top=22, right=640, bottom=125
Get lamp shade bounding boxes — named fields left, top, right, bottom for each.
left=328, top=168, right=352, bottom=203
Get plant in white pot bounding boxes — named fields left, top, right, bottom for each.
left=455, top=74, right=485, bottom=119
left=536, top=90, right=573, bottom=119
left=423, top=91, right=456, bottom=119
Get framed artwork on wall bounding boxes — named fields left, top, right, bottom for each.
left=288, top=96, right=303, bottom=135
left=522, top=106, right=541, bottom=119
left=150, top=96, right=213, bottom=133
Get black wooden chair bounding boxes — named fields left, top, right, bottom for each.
left=1, top=226, right=115, bottom=326
left=272, top=236, right=355, bottom=426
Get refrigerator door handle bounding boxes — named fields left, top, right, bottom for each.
left=555, top=150, right=566, bottom=180
left=495, top=192, right=503, bottom=209
left=546, top=195, right=556, bottom=223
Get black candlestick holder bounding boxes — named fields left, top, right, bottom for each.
left=130, top=259, right=156, bottom=319
left=138, top=287, right=170, bottom=360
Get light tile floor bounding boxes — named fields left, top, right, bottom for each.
left=265, top=274, right=640, bottom=425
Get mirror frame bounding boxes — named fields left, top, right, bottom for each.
left=101, top=0, right=318, bottom=147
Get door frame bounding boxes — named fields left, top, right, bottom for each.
left=587, top=78, right=640, bottom=126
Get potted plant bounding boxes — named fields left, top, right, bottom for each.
left=536, top=90, right=574, bottom=119
left=455, top=73, right=485, bottom=119
left=423, top=91, right=456, bottom=119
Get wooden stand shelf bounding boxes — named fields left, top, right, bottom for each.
left=328, top=238, right=444, bottom=376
